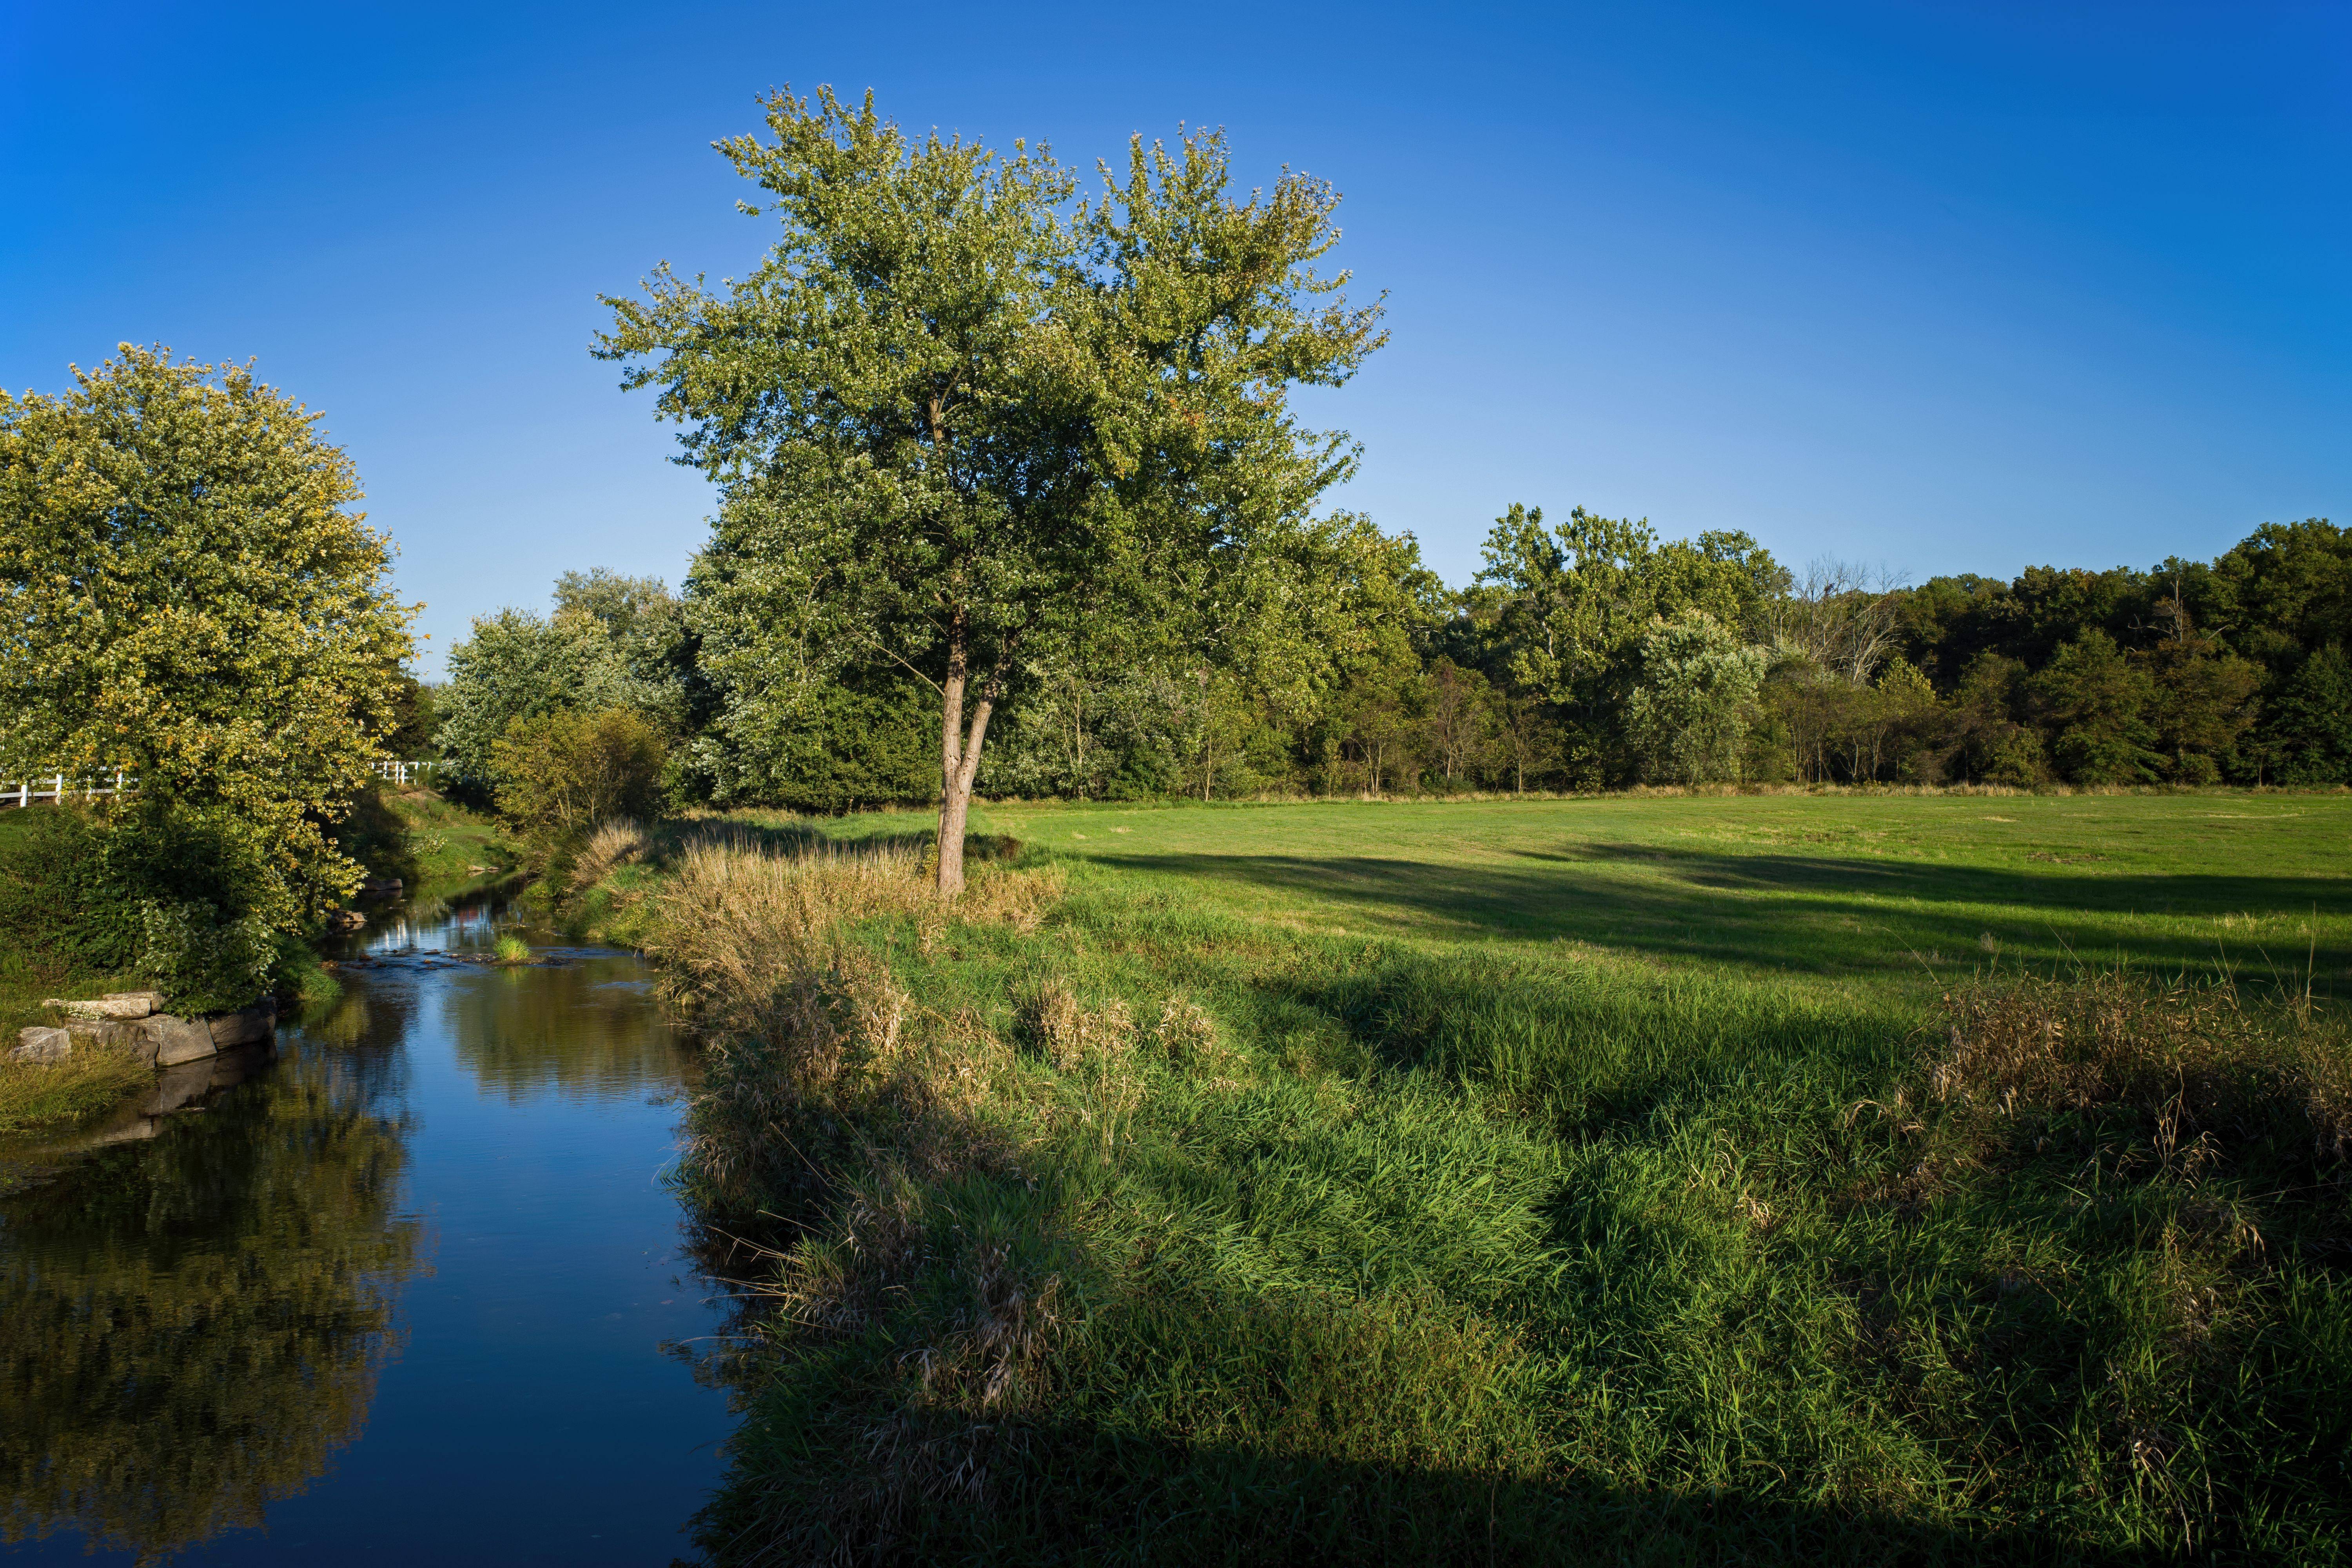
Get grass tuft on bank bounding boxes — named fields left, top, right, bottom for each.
left=0, top=1045, right=150, bottom=1138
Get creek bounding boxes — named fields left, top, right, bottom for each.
left=0, top=892, right=733, bottom=1565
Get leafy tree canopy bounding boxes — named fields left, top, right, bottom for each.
left=437, top=579, right=686, bottom=784
left=599, top=87, right=1384, bottom=890
left=0, top=346, right=413, bottom=909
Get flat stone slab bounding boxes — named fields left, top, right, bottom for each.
left=44, top=996, right=153, bottom=1020
left=11, top=1027, right=71, bottom=1065
left=14, top=1000, right=274, bottom=1071
left=208, top=1000, right=276, bottom=1048
left=65, top=1018, right=147, bottom=1056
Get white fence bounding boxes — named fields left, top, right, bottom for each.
left=2, top=771, right=134, bottom=808
left=371, top=759, right=450, bottom=788
left=2, top=761, right=446, bottom=807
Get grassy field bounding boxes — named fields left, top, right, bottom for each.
left=640, top=790, right=2352, bottom=1564
left=966, top=791, right=2352, bottom=998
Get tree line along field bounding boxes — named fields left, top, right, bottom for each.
left=624, top=789, right=2352, bottom=1564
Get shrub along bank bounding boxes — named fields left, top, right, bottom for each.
left=0, top=788, right=517, bottom=1136
left=606, top=813, right=2352, bottom=1565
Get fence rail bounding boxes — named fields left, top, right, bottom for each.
left=1, top=771, right=134, bottom=808
left=2, top=761, right=448, bottom=808
left=371, top=759, right=451, bottom=788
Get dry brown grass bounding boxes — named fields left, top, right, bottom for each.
left=1023, top=981, right=1143, bottom=1165
left=651, top=830, right=1065, bottom=1249
left=1925, top=973, right=2352, bottom=1161
left=641, top=835, right=1142, bottom=1560
left=569, top=817, right=651, bottom=893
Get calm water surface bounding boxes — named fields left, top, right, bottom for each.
left=1, top=896, right=732, bottom=1564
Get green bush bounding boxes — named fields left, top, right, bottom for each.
left=490, top=707, right=666, bottom=839
left=136, top=900, right=276, bottom=1016
left=0, top=804, right=299, bottom=1013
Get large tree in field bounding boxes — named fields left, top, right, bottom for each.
left=0, top=346, right=414, bottom=910
left=599, top=89, right=1384, bottom=893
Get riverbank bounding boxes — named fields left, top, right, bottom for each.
left=0, top=790, right=520, bottom=1141
left=609, top=793, right=2352, bottom=1564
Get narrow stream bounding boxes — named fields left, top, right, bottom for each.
left=1, top=893, right=733, bottom=1565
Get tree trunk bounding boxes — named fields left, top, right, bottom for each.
left=938, top=770, right=973, bottom=895
left=935, top=622, right=1000, bottom=898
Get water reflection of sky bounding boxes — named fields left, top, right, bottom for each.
left=1, top=895, right=730, bottom=1566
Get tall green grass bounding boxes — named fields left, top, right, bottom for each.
left=640, top=813, right=2352, bottom=1565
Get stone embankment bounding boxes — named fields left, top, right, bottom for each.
left=11, top=991, right=276, bottom=1069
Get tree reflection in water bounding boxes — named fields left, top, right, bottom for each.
left=443, top=960, right=695, bottom=1103
left=0, top=1044, right=422, bottom=1561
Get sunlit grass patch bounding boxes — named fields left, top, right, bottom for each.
left=0, top=1044, right=147, bottom=1136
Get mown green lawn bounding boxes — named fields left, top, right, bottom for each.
left=967, top=791, right=2352, bottom=997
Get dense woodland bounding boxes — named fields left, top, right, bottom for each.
left=428, top=510, right=2352, bottom=812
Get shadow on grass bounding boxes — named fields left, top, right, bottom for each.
left=1093, top=843, right=2351, bottom=984
left=705, top=1421, right=2152, bottom=1567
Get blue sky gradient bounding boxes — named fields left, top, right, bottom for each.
left=4, top=1, right=2345, bottom=674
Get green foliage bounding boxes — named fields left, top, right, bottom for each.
left=2263, top=643, right=2352, bottom=785
left=384, top=676, right=439, bottom=758
left=0, top=803, right=296, bottom=1015
left=1472, top=505, right=1779, bottom=772
left=687, top=663, right=938, bottom=811
left=2138, top=629, right=2260, bottom=781
left=490, top=707, right=666, bottom=839
left=1624, top=612, right=1765, bottom=783
left=2032, top=630, right=2163, bottom=784
left=0, top=345, right=414, bottom=909
left=602, top=88, right=1385, bottom=887
left=136, top=899, right=275, bottom=1016
left=2207, top=519, right=2352, bottom=668
left=437, top=582, right=685, bottom=784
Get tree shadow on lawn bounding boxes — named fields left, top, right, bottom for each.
left=1092, top=844, right=2352, bottom=985
left=787, top=1425, right=2152, bottom=1567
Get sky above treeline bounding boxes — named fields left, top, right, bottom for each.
left=4, top=1, right=2345, bottom=676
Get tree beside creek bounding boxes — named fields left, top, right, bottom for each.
left=596, top=88, right=1385, bottom=893
left=0, top=347, right=417, bottom=1017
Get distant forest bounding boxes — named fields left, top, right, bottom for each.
left=417, top=512, right=2352, bottom=810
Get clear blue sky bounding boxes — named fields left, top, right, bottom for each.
left=5, top=1, right=2345, bottom=675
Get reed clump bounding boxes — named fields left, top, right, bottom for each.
left=1926, top=971, right=2352, bottom=1164
left=568, top=817, right=650, bottom=895
left=646, top=836, right=936, bottom=1035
